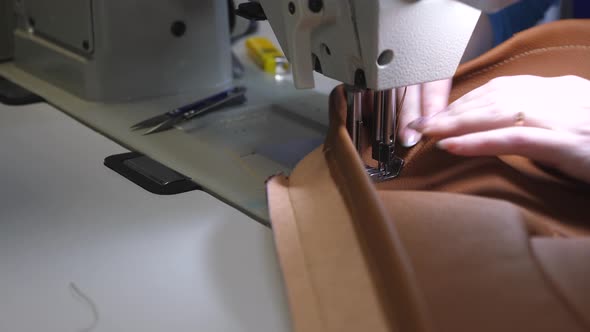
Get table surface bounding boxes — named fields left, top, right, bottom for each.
left=0, top=102, right=291, bottom=331
left=0, top=20, right=341, bottom=331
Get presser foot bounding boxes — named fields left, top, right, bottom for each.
left=345, top=86, right=405, bottom=182
left=366, top=157, right=404, bottom=182
left=367, top=142, right=404, bottom=182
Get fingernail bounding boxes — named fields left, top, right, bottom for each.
left=402, top=130, right=421, bottom=147
left=436, top=139, right=454, bottom=151
left=408, top=117, right=428, bottom=131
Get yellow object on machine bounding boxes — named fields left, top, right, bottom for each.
left=245, top=37, right=290, bottom=75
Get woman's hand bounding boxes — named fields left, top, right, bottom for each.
left=398, top=79, right=453, bottom=147
left=409, top=75, right=590, bottom=184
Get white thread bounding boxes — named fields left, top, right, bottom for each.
left=69, top=282, right=99, bottom=332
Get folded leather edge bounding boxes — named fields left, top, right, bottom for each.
left=266, top=175, right=325, bottom=332
left=322, top=86, right=433, bottom=332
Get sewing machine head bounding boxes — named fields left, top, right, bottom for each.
left=257, top=0, right=481, bottom=91
left=255, top=0, right=481, bottom=180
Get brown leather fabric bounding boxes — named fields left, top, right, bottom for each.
left=380, top=191, right=589, bottom=332
left=268, top=155, right=394, bottom=332
left=267, top=20, right=590, bottom=332
left=374, top=19, right=590, bottom=236
left=531, top=239, right=590, bottom=328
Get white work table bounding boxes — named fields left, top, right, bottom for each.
left=0, top=102, right=291, bottom=331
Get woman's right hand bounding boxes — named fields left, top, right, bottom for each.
left=409, top=75, right=590, bottom=185
left=398, top=79, right=452, bottom=147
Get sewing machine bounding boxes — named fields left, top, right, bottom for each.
left=0, top=0, right=485, bottom=221
left=255, top=0, right=482, bottom=179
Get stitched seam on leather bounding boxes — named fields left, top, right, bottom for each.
left=527, top=240, right=590, bottom=331
left=283, top=180, right=329, bottom=331
left=456, top=45, right=590, bottom=82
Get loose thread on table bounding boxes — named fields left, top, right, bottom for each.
left=69, top=282, right=99, bottom=332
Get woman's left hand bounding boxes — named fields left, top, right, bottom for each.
left=408, top=75, right=590, bottom=184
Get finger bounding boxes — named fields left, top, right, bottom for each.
left=446, top=82, right=496, bottom=115
left=421, top=79, right=452, bottom=117
left=398, top=84, right=422, bottom=147
left=408, top=81, right=498, bottom=133
left=436, top=127, right=578, bottom=168
left=451, top=79, right=494, bottom=103
left=415, top=106, right=523, bottom=137
left=448, top=75, right=534, bottom=109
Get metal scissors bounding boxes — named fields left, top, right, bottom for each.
left=131, top=86, right=247, bottom=135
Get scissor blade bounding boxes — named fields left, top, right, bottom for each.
left=130, top=114, right=172, bottom=130
left=141, top=101, right=226, bottom=136
left=143, top=87, right=247, bottom=135
left=142, top=117, right=183, bottom=135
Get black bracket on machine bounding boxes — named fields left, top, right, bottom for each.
left=0, top=76, right=44, bottom=106
left=104, top=152, right=201, bottom=195
left=235, top=1, right=267, bottom=21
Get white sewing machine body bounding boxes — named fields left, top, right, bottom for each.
left=9, top=0, right=233, bottom=102
left=0, top=0, right=487, bottom=220
left=4, top=0, right=483, bottom=99
left=258, top=0, right=481, bottom=90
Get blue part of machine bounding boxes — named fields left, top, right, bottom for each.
left=488, top=0, right=559, bottom=46
left=573, top=0, right=590, bottom=18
